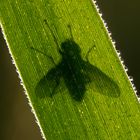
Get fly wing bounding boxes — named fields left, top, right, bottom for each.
left=35, top=65, right=62, bottom=98
left=82, top=61, right=120, bottom=98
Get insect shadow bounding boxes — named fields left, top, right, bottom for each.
left=32, top=21, right=120, bottom=102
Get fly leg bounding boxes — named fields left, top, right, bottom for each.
left=46, top=66, right=62, bottom=98
left=44, top=19, right=61, bottom=53
left=85, top=45, right=95, bottom=62
left=67, top=24, right=74, bottom=40
left=50, top=78, right=60, bottom=97
left=30, top=47, right=56, bottom=66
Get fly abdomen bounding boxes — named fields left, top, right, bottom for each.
left=65, top=72, right=86, bottom=101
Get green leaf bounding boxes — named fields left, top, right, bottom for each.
left=0, top=0, right=140, bottom=139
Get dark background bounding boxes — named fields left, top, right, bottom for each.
left=0, top=1, right=140, bottom=140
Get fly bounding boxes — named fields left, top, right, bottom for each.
left=32, top=20, right=120, bottom=102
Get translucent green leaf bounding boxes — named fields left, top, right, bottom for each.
left=0, top=0, right=140, bottom=139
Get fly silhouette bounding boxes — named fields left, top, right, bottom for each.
left=33, top=21, right=120, bottom=102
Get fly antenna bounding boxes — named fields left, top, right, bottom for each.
left=67, top=24, right=74, bottom=40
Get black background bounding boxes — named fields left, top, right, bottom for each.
left=0, top=1, right=140, bottom=139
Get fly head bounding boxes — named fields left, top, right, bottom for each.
left=61, top=39, right=81, bottom=59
